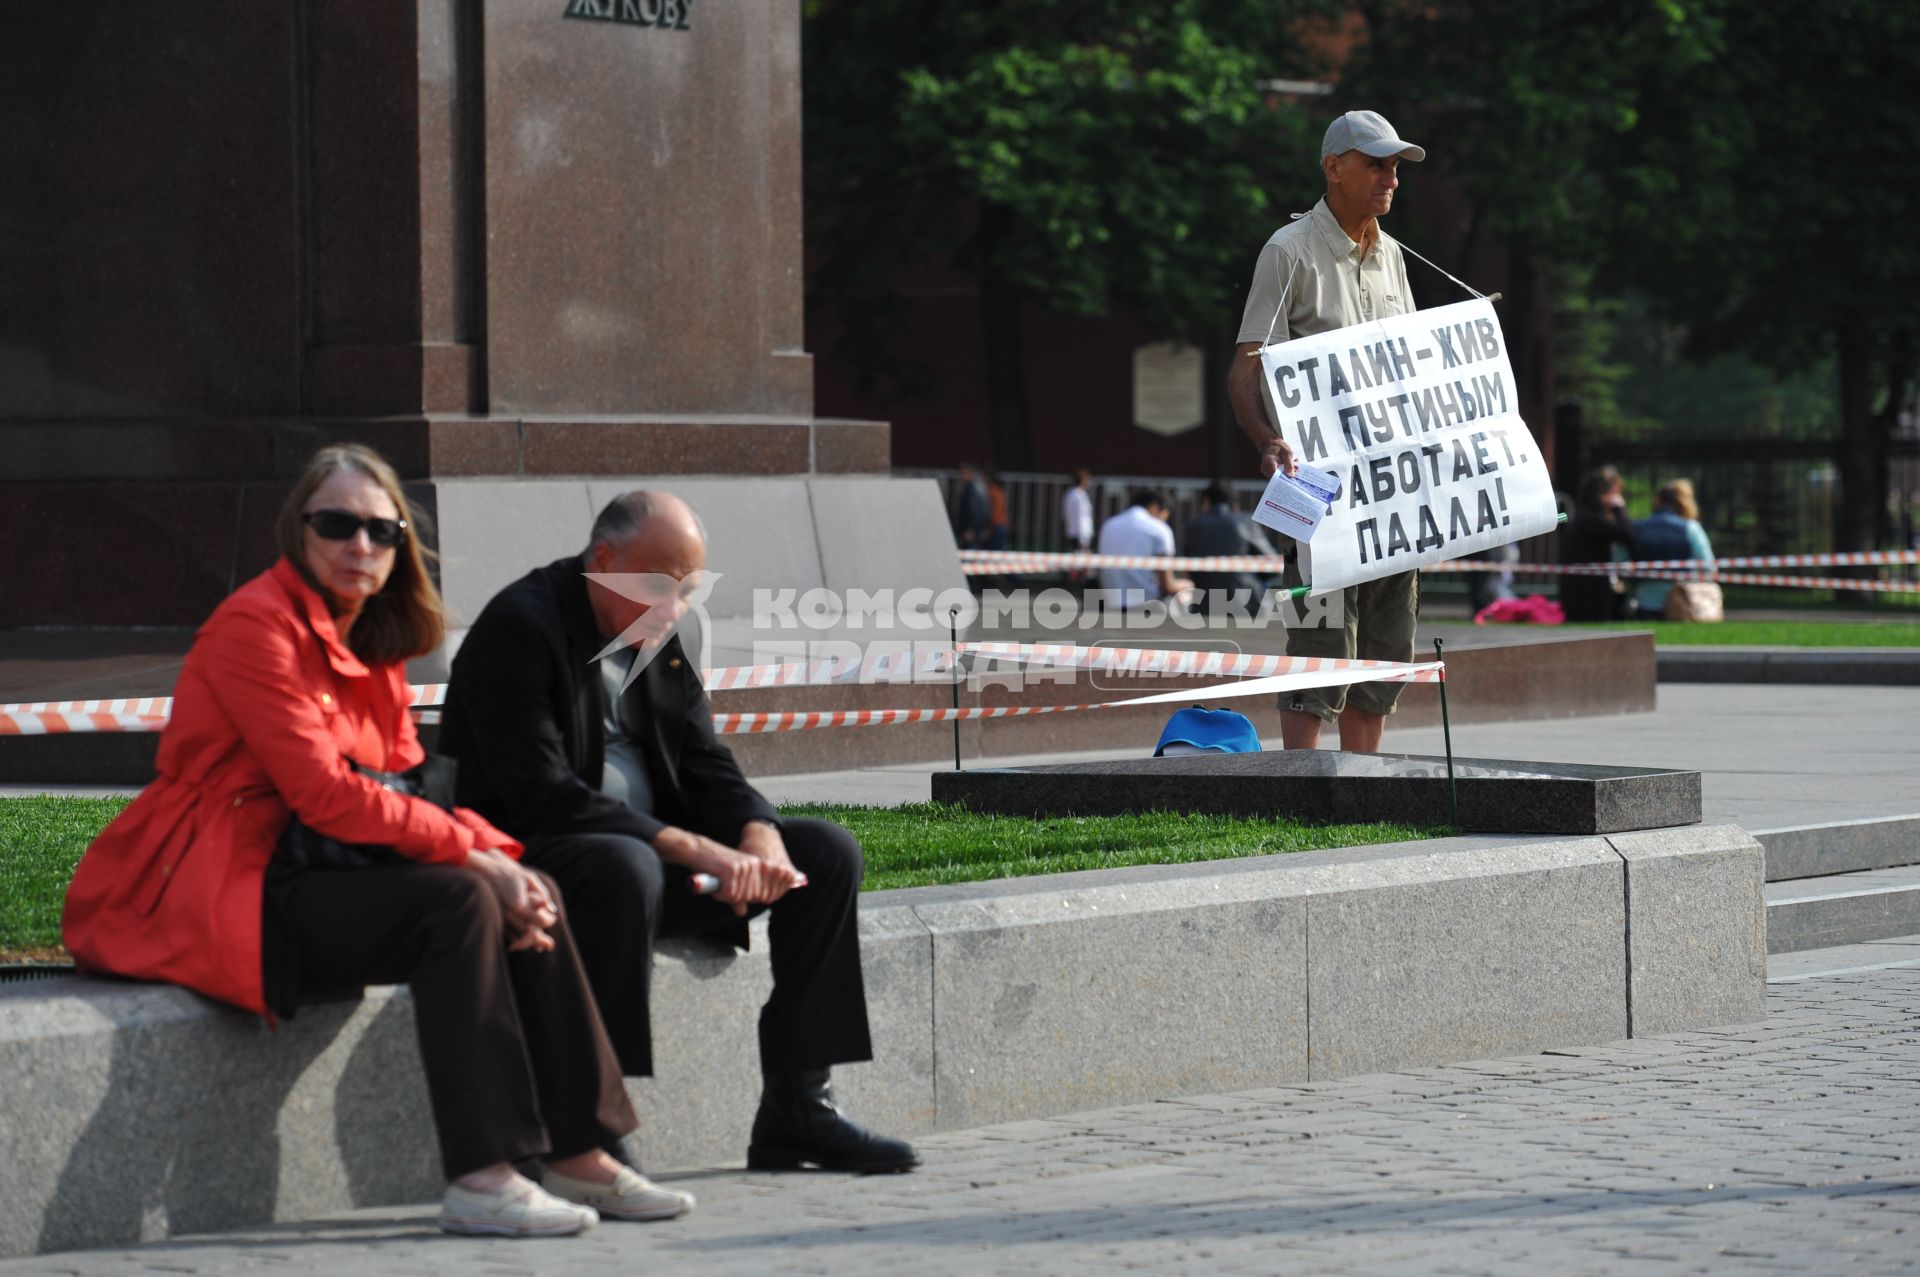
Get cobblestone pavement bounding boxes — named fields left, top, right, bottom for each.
left=10, top=963, right=1920, bottom=1276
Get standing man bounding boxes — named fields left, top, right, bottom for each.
left=1225, top=109, right=1425, bottom=753
left=1061, top=469, right=1094, bottom=552
left=1060, top=468, right=1095, bottom=585
left=439, top=492, right=918, bottom=1174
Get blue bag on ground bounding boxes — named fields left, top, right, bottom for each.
left=1153, top=706, right=1261, bottom=757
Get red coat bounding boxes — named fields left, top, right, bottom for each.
left=63, top=558, right=520, bottom=1016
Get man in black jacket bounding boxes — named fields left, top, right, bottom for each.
left=1183, top=484, right=1283, bottom=618
left=439, top=491, right=916, bottom=1174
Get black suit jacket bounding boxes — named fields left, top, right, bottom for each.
left=438, top=555, right=779, bottom=849
left=1183, top=509, right=1281, bottom=599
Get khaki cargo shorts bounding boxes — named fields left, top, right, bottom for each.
left=1279, top=556, right=1420, bottom=722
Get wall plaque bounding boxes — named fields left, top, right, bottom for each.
left=1132, top=342, right=1205, bottom=437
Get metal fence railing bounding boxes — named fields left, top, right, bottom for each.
left=908, top=429, right=1920, bottom=585
left=901, top=468, right=1560, bottom=578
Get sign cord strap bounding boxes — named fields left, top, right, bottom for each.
left=1261, top=241, right=1295, bottom=348
left=1397, top=239, right=1493, bottom=301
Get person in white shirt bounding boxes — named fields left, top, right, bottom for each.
left=1061, top=469, right=1094, bottom=552
left=1096, top=488, right=1193, bottom=606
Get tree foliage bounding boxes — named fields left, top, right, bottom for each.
left=803, top=0, right=1339, bottom=466
left=1346, top=0, right=1920, bottom=551
left=1347, top=0, right=1716, bottom=263
left=807, top=0, right=1920, bottom=541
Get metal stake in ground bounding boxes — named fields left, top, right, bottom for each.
left=949, top=607, right=963, bottom=771
left=1434, top=636, right=1458, bottom=830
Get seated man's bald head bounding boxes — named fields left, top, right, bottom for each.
left=584, top=490, right=709, bottom=644
left=587, top=490, right=706, bottom=556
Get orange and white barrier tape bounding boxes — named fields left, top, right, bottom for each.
left=965, top=545, right=1920, bottom=589
left=1556, top=569, right=1914, bottom=594
left=712, top=659, right=1444, bottom=734
left=700, top=646, right=959, bottom=691
left=959, top=549, right=1288, bottom=575
left=1423, top=562, right=1920, bottom=593
left=1, top=641, right=1440, bottom=736
left=1423, top=548, right=1920, bottom=574
left=0, top=711, right=170, bottom=736
left=1605, top=550, right=1917, bottom=571
left=959, top=641, right=1444, bottom=683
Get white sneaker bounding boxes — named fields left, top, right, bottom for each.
left=438, top=1177, right=600, bottom=1238
left=544, top=1166, right=697, bottom=1222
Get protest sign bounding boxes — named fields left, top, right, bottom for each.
left=1253, top=298, right=1557, bottom=595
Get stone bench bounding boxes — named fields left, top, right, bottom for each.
left=0, top=824, right=1765, bottom=1260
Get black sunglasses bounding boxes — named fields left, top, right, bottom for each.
left=303, top=509, right=408, bottom=548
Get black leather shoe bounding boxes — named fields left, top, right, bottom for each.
left=747, top=1068, right=919, bottom=1173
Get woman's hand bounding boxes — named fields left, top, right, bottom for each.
left=466, top=848, right=558, bottom=952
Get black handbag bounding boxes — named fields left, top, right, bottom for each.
left=275, top=755, right=460, bottom=870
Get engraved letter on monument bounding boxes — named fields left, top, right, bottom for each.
left=564, top=0, right=692, bottom=30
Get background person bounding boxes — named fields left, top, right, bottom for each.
left=985, top=471, right=1011, bottom=550
left=949, top=462, right=991, bottom=549
left=1061, top=468, right=1096, bottom=586
left=61, top=445, right=683, bottom=1238
left=1560, top=465, right=1639, bottom=622
left=438, top=491, right=918, bottom=1175
left=1061, top=468, right=1095, bottom=553
left=1225, top=108, right=1425, bottom=753
left=1183, top=483, right=1283, bottom=617
left=1634, top=478, right=1716, bottom=617
left=1096, top=487, right=1192, bottom=606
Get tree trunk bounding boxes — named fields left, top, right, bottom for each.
left=1204, top=328, right=1238, bottom=482
left=1834, top=312, right=1878, bottom=550
left=1833, top=310, right=1880, bottom=603
left=1502, top=242, right=1556, bottom=477
left=977, top=209, right=1034, bottom=473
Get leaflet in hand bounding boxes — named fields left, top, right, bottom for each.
left=1251, top=463, right=1342, bottom=541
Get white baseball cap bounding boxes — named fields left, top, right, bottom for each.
left=1321, top=110, right=1426, bottom=162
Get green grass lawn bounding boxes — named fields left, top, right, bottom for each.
left=784, top=802, right=1440, bottom=892
left=0, top=795, right=131, bottom=962
left=0, top=795, right=1441, bottom=961
left=1484, top=619, right=1920, bottom=647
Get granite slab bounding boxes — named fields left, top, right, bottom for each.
left=915, top=876, right=1308, bottom=1128
left=1609, top=826, right=1768, bottom=1034
left=932, top=750, right=1702, bottom=835
left=0, top=821, right=1766, bottom=1259
left=1754, top=814, right=1920, bottom=882
left=1299, top=838, right=1628, bottom=1078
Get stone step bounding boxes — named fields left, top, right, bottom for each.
left=1659, top=647, right=1920, bottom=687
left=1767, top=932, right=1920, bottom=982
left=1754, top=814, right=1920, bottom=882
left=1766, top=865, right=1920, bottom=953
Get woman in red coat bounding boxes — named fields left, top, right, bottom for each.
left=64, top=444, right=693, bottom=1238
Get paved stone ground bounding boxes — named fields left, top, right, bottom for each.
left=11, top=957, right=1920, bottom=1276
left=753, top=684, right=1920, bottom=829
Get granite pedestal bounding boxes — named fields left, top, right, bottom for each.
left=0, top=823, right=1764, bottom=1259
left=932, top=750, right=1702, bottom=835
left=0, top=1, right=943, bottom=634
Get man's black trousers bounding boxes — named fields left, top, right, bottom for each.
left=521, top=817, right=874, bottom=1078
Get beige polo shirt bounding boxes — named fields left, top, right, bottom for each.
left=1235, top=197, right=1417, bottom=346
